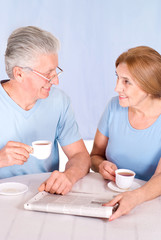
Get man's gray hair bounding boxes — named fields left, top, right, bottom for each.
left=5, top=26, right=60, bottom=78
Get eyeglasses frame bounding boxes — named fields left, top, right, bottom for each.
left=20, top=66, right=63, bottom=83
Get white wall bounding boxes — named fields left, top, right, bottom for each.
left=0, top=0, right=161, bottom=139
left=58, top=140, right=93, bottom=172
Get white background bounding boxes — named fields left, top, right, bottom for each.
left=0, top=0, right=161, bottom=139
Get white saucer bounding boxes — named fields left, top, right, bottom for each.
left=0, top=182, right=28, bottom=196
left=107, top=181, right=141, bottom=193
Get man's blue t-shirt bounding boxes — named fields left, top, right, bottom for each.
left=0, top=83, right=81, bottom=179
left=98, top=96, right=161, bottom=181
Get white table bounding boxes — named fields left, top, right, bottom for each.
left=0, top=172, right=161, bottom=240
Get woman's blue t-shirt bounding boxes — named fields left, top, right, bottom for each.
left=98, top=96, right=161, bottom=181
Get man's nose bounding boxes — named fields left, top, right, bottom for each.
left=50, top=75, right=59, bottom=85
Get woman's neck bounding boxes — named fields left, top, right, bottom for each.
left=128, top=98, right=161, bottom=129
left=129, top=97, right=161, bottom=118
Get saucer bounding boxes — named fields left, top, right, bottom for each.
left=0, top=182, right=28, bottom=196
left=107, top=181, right=141, bottom=193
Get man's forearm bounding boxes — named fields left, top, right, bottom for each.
left=65, top=152, right=91, bottom=184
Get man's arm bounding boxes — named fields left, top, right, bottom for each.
left=0, top=141, right=32, bottom=167
left=39, top=139, right=91, bottom=194
left=63, top=139, right=91, bottom=184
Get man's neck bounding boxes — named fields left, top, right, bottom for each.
left=2, top=80, right=36, bottom=111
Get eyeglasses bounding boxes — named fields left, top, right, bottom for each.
left=21, top=66, right=63, bottom=83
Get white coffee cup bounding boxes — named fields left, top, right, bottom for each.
left=115, top=169, right=135, bottom=189
left=30, top=140, right=52, bottom=160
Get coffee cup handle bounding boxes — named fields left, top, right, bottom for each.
left=30, top=146, right=35, bottom=157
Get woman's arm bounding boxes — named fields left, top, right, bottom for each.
left=90, top=129, right=108, bottom=171
left=104, top=157, right=161, bottom=221
left=91, top=129, right=117, bottom=181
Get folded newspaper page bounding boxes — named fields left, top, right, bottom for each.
left=24, top=191, right=114, bottom=218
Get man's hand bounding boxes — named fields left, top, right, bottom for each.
left=39, top=170, right=73, bottom=195
left=0, top=141, right=33, bottom=167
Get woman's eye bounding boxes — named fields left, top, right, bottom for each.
left=124, top=79, right=131, bottom=85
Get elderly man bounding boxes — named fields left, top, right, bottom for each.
left=0, top=26, right=90, bottom=195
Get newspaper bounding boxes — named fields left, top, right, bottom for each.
left=24, top=191, right=114, bottom=218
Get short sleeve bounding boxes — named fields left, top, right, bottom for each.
left=98, top=99, right=113, bottom=137
left=56, top=96, right=81, bottom=146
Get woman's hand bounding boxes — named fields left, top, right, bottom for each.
left=103, top=190, right=140, bottom=221
left=39, top=170, right=73, bottom=195
left=0, top=141, right=32, bottom=167
left=104, top=169, right=161, bottom=221
left=99, top=160, right=118, bottom=181
left=91, top=129, right=118, bottom=181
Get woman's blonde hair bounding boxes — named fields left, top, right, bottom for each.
left=115, top=46, right=161, bottom=98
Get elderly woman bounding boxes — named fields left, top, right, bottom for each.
left=91, top=46, right=161, bottom=220
left=0, top=26, right=90, bottom=194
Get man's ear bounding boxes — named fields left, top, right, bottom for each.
left=12, top=66, right=24, bottom=82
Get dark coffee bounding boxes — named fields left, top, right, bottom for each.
left=35, top=143, right=49, bottom=145
left=118, top=172, right=134, bottom=177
